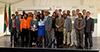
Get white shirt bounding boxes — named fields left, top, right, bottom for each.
left=38, top=19, right=45, bottom=26
left=83, top=15, right=86, bottom=19
left=87, top=17, right=90, bottom=20
left=45, top=16, right=48, bottom=21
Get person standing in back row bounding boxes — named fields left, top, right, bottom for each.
left=70, top=10, right=77, bottom=47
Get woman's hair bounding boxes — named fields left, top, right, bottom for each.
left=52, top=12, right=56, bottom=16
left=39, top=14, right=44, bottom=21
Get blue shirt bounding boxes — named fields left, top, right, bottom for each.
left=16, top=16, right=19, bottom=19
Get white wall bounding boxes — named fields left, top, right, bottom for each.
left=97, top=14, right=100, bottom=37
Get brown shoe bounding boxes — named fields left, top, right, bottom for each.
left=14, top=42, right=17, bottom=44
left=62, top=44, right=65, bottom=46
left=66, top=44, right=69, bottom=46
left=11, top=42, right=13, bottom=44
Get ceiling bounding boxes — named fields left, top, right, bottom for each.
left=0, top=0, right=100, bottom=13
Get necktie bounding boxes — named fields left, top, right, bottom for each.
left=13, top=20, right=15, bottom=28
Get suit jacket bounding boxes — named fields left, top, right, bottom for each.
left=45, top=16, right=51, bottom=31
left=64, top=18, right=72, bottom=32
left=16, top=19, right=21, bottom=31
left=9, top=19, right=18, bottom=32
left=85, top=17, right=94, bottom=33
left=55, top=17, right=64, bottom=32
left=74, top=18, right=86, bottom=34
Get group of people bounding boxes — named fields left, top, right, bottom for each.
left=9, top=9, right=94, bottom=49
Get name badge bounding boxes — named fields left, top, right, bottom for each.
left=72, top=21, right=74, bottom=24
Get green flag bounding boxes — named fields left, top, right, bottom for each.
left=8, top=4, right=11, bottom=23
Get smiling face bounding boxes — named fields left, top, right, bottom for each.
left=72, top=10, right=76, bottom=15
left=78, top=13, right=82, bottom=18
left=32, top=14, right=36, bottom=19
left=82, top=10, right=86, bottom=15
left=86, top=12, right=90, bottom=18
left=18, top=15, right=21, bottom=19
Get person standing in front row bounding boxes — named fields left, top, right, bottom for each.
left=49, top=12, right=56, bottom=48
left=85, top=11, right=94, bottom=49
left=38, top=14, right=45, bottom=47
left=70, top=10, right=77, bottom=47
left=45, top=11, right=51, bottom=48
left=55, top=13, right=64, bottom=48
left=62, top=14, right=72, bottom=47
left=9, top=14, right=18, bottom=47
left=20, top=14, right=29, bottom=47
left=74, top=13, right=85, bottom=49
left=30, top=14, right=38, bottom=47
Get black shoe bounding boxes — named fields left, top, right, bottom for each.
left=10, top=44, right=12, bottom=47
left=84, top=46, right=88, bottom=49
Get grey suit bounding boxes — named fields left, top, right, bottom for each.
left=85, top=17, right=94, bottom=47
left=16, top=19, right=21, bottom=33
left=45, top=16, right=52, bottom=46
left=64, top=18, right=72, bottom=32
left=63, top=18, right=72, bottom=44
left=9, top=19, right=17, bottom=42
left=74, top=18, right=85, bottom=47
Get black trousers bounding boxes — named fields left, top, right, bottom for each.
left=30, top=30, right=38, bottom=46
left=11, top=28, right=17, bottom=42
left=17, top=32, right=21, bottom=47
left=21, top=29, right=29, bottom=47
left=85, top=32, right=93, bottom=47
left=56, top=31, right=63, bottom=47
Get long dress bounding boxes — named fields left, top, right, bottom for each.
left=38, top=19, right=45, bottom=36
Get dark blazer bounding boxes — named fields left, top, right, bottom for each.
left=85, top=17, right=94, bottom=33
left=9, top=19, right=17, bottom=32
left=16, top=19, right=21, bottom=32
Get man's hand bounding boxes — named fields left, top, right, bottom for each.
left=32, top=28, right=35, bottom=31
left=68, top=30, right=71, bottom=32
left=20, top=29, right=22, bottom=32
left=49, top=29, right=51, bottom=32
left=17, top=30, right=19, bottom=32
left=57, top=26, right=59, bottom=28
left=91, top=31, right=93, bottom=34
left=9, top=30, right=11, bottom=32
left=78, top=28, right=80, bottom=30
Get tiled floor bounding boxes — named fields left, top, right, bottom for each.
left=0, top=36, right=99, bottom=50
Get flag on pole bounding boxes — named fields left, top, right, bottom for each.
left=8, top=4, right=11, bottom=23
left=4, top=4, right=8, bottom=33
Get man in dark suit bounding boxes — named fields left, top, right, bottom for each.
left=85, top=11, right=94, bottom=49
left=9, top=14, right=18, bottom=47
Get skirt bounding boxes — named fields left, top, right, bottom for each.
left=38, top=26, right=45, bottom=36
